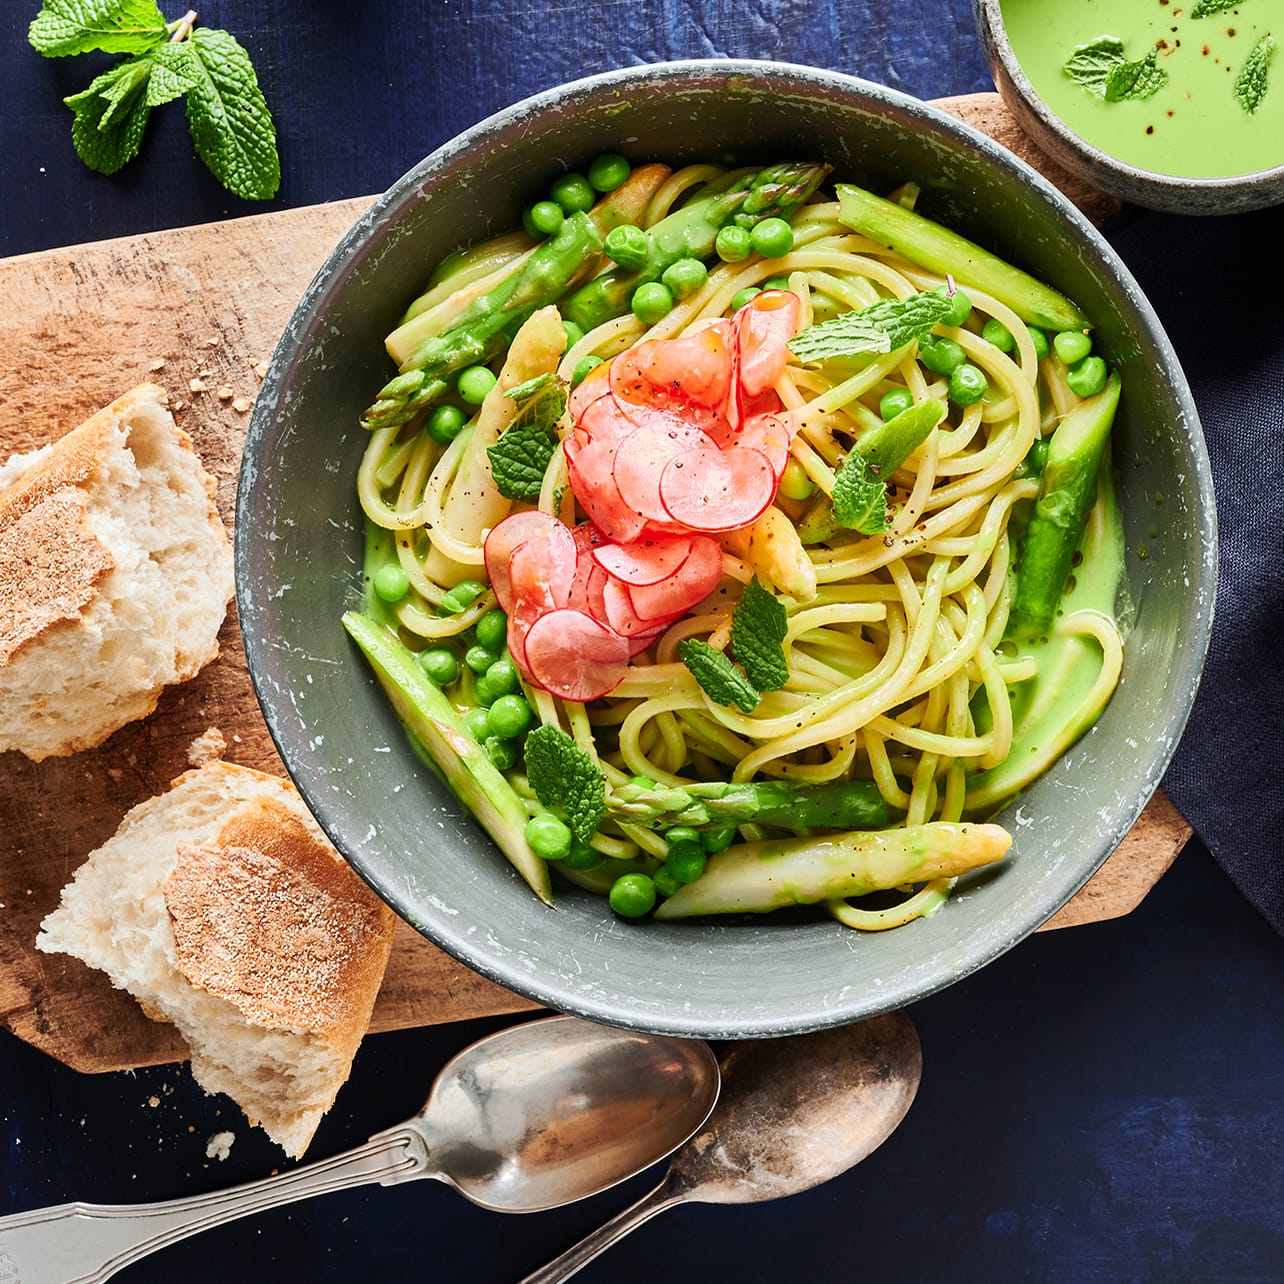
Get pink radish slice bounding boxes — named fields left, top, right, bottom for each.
left=484, top=510, right=570, bottom=612
left=626, top=534, right=723, bottom=619
left=611, top=323, right=733, bottom=418
left=567, top=557, right=611, bottom=621
left=733, top=289, right=801, bottom=397
left=611, top=420, right=707, bottom=527
left=568, top=361, right=611, bottom=418
left=522, top=608, right=632, bottom=702
left=627, top=623, right=670, bottom=657
left=602, top=576, right=677, bottom=633
left=566, top=433, right=649, bottom=543
left=507, top=519, right=578, bottom=609
left=658, top=443, right=778, bottom=532
left=592, top=534, right=695, bottom=587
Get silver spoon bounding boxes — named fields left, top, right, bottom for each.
left=0, top=1013, right=719, bottom=1284
left=522, top=1010, right=922, bottom=1283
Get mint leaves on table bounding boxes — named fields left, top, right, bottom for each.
left=486, top=374, right=568, bottom=501
left=1234, top=34, right=1276, bottom=115
left=28, top=2, right=280, bottom=200
left=679, top=577, right=789, bottom=712
left=1064, top=37, right=1168, bottom=102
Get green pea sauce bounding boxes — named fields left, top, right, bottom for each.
left=1000, top=0, right=1282, bottom=179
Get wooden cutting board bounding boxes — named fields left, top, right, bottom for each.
left=0, top=93, right=1187, bottom=1075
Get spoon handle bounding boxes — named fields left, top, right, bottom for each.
left=519, top=1179, right=686, bottom=1284
left=0, top=1128, right=425, bottom=1284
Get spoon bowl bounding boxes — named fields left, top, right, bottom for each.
left=523, top=1010, right=921, bottom=1282
left=0, top=1015, right=719, bottom=1284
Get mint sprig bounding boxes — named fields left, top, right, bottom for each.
left=678, top=639, right=762, bottom=713
left=789, top=289, right=954, bottom=364
left=1191, top=0, right=1246, bottom=17
left=1104, top=48, right=1168, bottom=103
left=1063, top=37, right=1127, bottom=98
left=486, top=373, right=568, bottom=500
left=679, top=578, right=791, bottom=711
left=522, top=724, right=606, bottom=843
left=29, top=2, right=280, bottom=200
left=1234, top=34, right=1276, bottom=115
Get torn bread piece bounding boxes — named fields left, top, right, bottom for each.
left=0, top=384, right=233, bottom=761
left=37, top=761, right=397, bottom=1158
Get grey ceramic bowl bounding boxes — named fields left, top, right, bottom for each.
left=974, top=0, right=1284, bottom=215
left=237, top=60, right=1215, bottom=1039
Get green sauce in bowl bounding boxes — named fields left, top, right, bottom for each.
left=1000, top=0, right=1280, bottom=180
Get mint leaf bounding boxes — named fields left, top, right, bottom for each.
left=522, top=724, right=606, bottom=843
left=1104, top=48, right=1168, bottom=102
left=730, top=578, right=788, bottom=692
left=1192, top=0, right=1244, bottom=16
left=486, top=427, right=557, bottom=500
left=860, top=399, right=946, bottom=477
left=95, top=53, right=151, bottom=128
left=185, top=27, right=280, bottom=200
left=831, top=448, right=890, bottom=536
left=29, top=0, right=166, bottom=56
left=789, top=289, right=953, bottom=364
left=677, top=639, right=761, bottom=713
left=1064, top=36, right=1126, bottom=97
left=1234, top=34, right=1275, bottom=114
left=64, top=59, right=151, bottom=174
left=146, top=40, right=200, bottom=107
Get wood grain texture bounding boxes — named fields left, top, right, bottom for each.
left=0, top=94, right=1160, bottom=1074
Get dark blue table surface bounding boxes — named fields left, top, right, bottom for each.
left=3, top=3, right=1283, bottom=1282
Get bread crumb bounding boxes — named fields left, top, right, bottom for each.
left=205, top=336, right=221, bottom=348
left=187, top=727, right=227, bottom=767
left=252, top=360, right=269, bottom=381
left=147, top=1096, right=160, bottom=1108
left=216, top=386, right=234, bottom=402
left=189, top=378, right=207, bottom=394
left=206, top=1131, right=235, bottom=1161
left=149, top=358, right=166, bottom=372
left=231, top=397, right=253, bottom=414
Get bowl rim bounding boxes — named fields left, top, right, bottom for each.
left=974, top=0, right=1284, bottom=196
left=238, top=58, right=1217, bottom=1037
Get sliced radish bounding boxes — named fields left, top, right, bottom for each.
left=612, top=322, right=733, bottom=418
left=602, top=576, right=677, bottom=633
left=507, top=519, right=578, bottom=609
left=484, top=510, right=568, bottom=612
left=611, top=420, right=706, bottom=530
left=567, top=555, right=611, bottom=622
left=627, top=534, right=724, bottom=619
left=658, top=443, right=778, bottom=532
left=592, top=533, right=694, bottom=587
left=568, top=360, right=611, bottom=419
left=522, top=608, right=632, bottom=701
left=733, top=289, right=801, bottom=397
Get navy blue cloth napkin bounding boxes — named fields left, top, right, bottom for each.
left=1108, top=203, right=1284, bottom=934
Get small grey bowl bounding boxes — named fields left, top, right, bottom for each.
left=974, top=0, right=1284, bottom=215
left=237, top=60, right=1216, bottom=1039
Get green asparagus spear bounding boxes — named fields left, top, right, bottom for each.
left=836, top=183, right=1089, bottom=333
left=361, top=211, right=603, bottom=430
left=653, top=822, right=1011, bottom=918
left=605, top=777, right=894, bottom=831
left=561, top=161, right=831, bottom=332
left=341, top=610, right=554, bottom=906
left=1006, top=370, right=1121, bottom=641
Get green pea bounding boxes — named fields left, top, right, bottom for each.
left=1016, top=435, right=1049, bottom=480
left=523, top=200, right=563, bottom=239
left=474, top=608, right=508, bottom=653
left=665, top=843, right=707, bottom=885
left=750, top=217, right=794, bottom=259
left=665, top=826, right=703, bottom=851
left=483, top=655, right=519, bottom=697
left=1027, top=325, right=1050, bottom=361
left=879, top=387, right=915, bottom=421
left=372, top=563, right=409, bottom=603
left=465, top=644, right=495, bottom=674
left=653, top=867, right=683, bottom=898
left=919, top=335, right=966, bottom=376
left=778, top=456, right=815, bottom=501
left=484, top=736, right=518, bottom=770
left=1066, top=354, right=1108, bottom=398
left=588, top=153, right=630, bottom=193
left=418, top=646, right=458, bottom=685
left=982, top=318, right=1015, bottom=352
left=701, top=824, right=737, bottom=854
left=604, top=224, right=651, bottom=270
left=715, top=225, right=752, bottom=263
left=572, top=354, right=604, bottom=386
left=487, top=693, right=533, bottom=739
left=730, top=286, right=762, bottom=312
left=661, top=256, right=708, bottom=301
left=1053, top=330, right=1093, bottom=365
left=426, top=402, right=467, bottom=444
left=764, top=275, right=792, bottom=292
left=939, top=288, right=972, bottom=327
left=550, top=172, right=595, bottom=214
left=464, top=707, right=491, bottom=741
left=609, top=872, right=657, bottom=918
left=457, top=365, right=497, bottom=404
left=949, top=363, right=989, bottom=407
left=632, top=282, right=674, bottom=325
left=560, top=840, right=603, bottom=871
left=440, top=579, right=486, bottom=614
left=562, top=319, right=585, bottom=352
left=525, top=813, right=573, bottom=861
left=472, top=669, right=502, bottom=706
